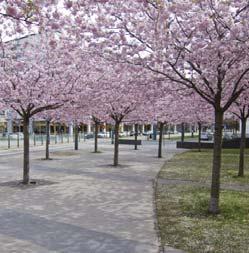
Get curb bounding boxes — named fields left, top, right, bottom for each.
left=153, top=161, right=186, bottom=253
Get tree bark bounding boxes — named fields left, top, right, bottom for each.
left=181, top=123, right=185, bottom=143
left=208, top=110, right=223, bottom=214
left=158, top=122, right=164, bottom=158
left=238, top=117, right=247, bottom=177
left=23, top=116, right=30, bottom=184
left=94, top=121, right=99, bottom=153
left=134, top=123, right=138, bottom=150
left=74, top=124, right=79, bottom=151
left=198, top=122, right=202, bottom=152
left=153, top=124, right=157, bottom=140
left=114, top=121, right=120, bottom=166
left=45, top=120, right=50, bottom=160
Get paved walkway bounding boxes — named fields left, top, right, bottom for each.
left=0, top=140, right=183, bottom=253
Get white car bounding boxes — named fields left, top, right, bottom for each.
left=97, top=132, right=106, bottom=138
left=119, top=132, right=126, bottom=137
left=223, top=132, right=233, bottom=140
left=200, top=132, right=213, bottom=141
left=142, top=131, right=153, bottom=136
left=9, top=132, right=24, bottom=139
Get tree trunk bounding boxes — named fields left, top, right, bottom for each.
left=198, top=122, right=202, bottom=152
left=45, top=120, right=50, bottom=160
left=74, top=125, right=79, bottom=151
left=114, top=121, right=120, bottom=166
left=181, top=123, right=185, bottom=143
left=158, top=122, right=164, bottom=158
left=153, top=124, right=157, bottom=140
left=94, top=121, right=99, bottom=153
left=23, top=116, right=30, bottom=184
left=208, top=110, right=223, bottom=214
left=134, top=123, right=138, bottom=150
left=238, top=117, right=247, bottom=177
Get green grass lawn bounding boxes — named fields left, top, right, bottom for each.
left=156, top=149, right=249, bottom=253
left=159, top=149, right=249, bottom=185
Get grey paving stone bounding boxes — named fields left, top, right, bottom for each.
left=0, top=140, right=183, bottom=253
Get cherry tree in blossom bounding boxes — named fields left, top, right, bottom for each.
left=163, top=1, right=249, bottom=213
left=63, top=102, right=90, bottom=151
left=88, top=62, right=149, bottom=166
left=0, top=0, right=66, bottom=39
left=142, top=85, right=177, bottom=158
left=228, top=91, right=249, bottom=177
left=126, top=106, right=153, bottom=151
left=178, top=92, right=214, bottom=151
left=35, top=110, right=55, bottom=161
left=0, top=34, right=77, bottom=184
left=66, top=52, right=107, bottom=153
left=91, top=115, right=103, bottom=153
left=72, top=0, right=249, bottom=213
left=36, top=104, right=77, bottom=160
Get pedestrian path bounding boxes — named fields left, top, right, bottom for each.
left=0, top=141, right=183, bottom=253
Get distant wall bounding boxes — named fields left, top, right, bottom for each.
left=177, top=138, right=249, bottom=149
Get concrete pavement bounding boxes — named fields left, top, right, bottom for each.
left=0, top=140, right=183, bottom=253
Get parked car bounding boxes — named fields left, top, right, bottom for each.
left=123, top=131, right=130, bottom=136
left=84, top=132, right=94, bottom=139
left=142, top=131, right=153, bottom=136
left=13, top=132, right=24, bottom=139
left=130, top=131, right=141, bottom=136
left=3, top=132, right=24, bottom=139
left=231, top=133, right=239, bottom=139
left=119, top=132, right=126, bottom=137
left=200, top=132, right=213, bottom=141
left=97, top=132, right=106, bottom=138
left=166, top=130, right=175, bottom=134
left=223, top=132, right=233, bottom=140
left=130, top=131, right=135, bottom=136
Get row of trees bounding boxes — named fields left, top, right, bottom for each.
left=0, top=0, right=248, bottom=214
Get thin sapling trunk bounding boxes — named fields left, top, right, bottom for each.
left=238, top=117, right=247, bottom=177
left=198, top=122, right=202, bottom=152
left=94, top=121, right=99, bottom=153
left=134, top=123, right=138, bottom=150
left=45, top=119, right=51, bottom=160
left=23, top=116, right=30, bottom=184
left=74, top=124, right=79, bottom=151
left=181, top=123, right=185, bottom=143
left=114, top=121, right=120, bottom=166
left=158, top=122, right=164, bottom=158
